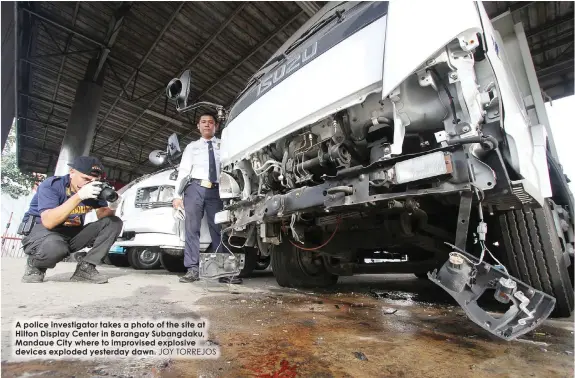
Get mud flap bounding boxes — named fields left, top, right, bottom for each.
left=199, top=253, right=246, bottom=280
left=428, top=248, right=556, bottom=341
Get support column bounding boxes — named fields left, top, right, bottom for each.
left=54, top=58, right=105, bottom=175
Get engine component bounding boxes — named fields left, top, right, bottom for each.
left=351, top=116, right=392, bottom=141
left=199, top=252, right=245, bottom=280
left=428, top=248, right=556, bottom=341
left=295, top=143, right=351, bottom=173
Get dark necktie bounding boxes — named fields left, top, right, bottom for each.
left=207, top=141, right=217, bottom=183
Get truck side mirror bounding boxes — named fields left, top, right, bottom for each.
left=149, top=150, right=167, bottom=166
left=166, top=70, right=192, bottom=111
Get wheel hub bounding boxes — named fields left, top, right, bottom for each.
left=295, top=250, right=323, bottom=277
left=139, top=249, right=158, bottom=264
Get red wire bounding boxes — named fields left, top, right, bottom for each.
left=288, top=217, right=341, bottom=251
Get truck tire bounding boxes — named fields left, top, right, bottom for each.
left=238, top=247, right=258, bottom=278
left=128, top=247, right=161, bottom=270
left=160, top=253, right=186, bottom=273
left=497, top=200, right=574, bottom=317
left=107, top=253, right=130, bottom=267
left=271, top=242, right=338, bottom=288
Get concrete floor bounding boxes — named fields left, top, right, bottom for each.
left=1, top=257, right=574, bottom=378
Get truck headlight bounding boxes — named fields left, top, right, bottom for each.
left=219, top=172, right=241, bottom=199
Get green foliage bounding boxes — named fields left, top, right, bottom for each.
left=1, top=123, right=44, bottom=199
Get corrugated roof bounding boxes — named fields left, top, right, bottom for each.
left=13, top=1, right=573, bottom=181
left=483, top=1, right=574, bottom=101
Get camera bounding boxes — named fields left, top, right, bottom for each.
left=96, top=182, right=118, bottom=202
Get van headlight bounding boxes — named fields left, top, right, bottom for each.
left=219, top=172, right=241, bottom=199
left=134, top=185, right=175, bottom=209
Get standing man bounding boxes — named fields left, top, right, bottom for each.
left=172, top=112, right=242, bottom=284
left=20, top=156, right=123, bottom=284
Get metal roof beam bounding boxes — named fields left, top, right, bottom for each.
left=489, top=1, right=535, bottom=20
left=42, top=2, right=81, bottom=151
left=193, top=10, right=304, bottom=104
left=100, top=3, right=248, bottom=155
left=21, top=115, right=155, bottom=150
left=18, top=116, right=67, bottom=130
left=181, top=3, right=247, bottom=71
left=19, top=92, right=72, bottom=110
left=295, top=2, right=321, bottom=18
left=94, top=2, right=185, bottom=135
left=530, top=35, right=574, bottom=57
left=536, top=58, right=574, bottom=80
left=20, top=57, right=63, bottom=76
left=20, top=7, right=105, bottom=48
left=527, top=12, right=574, bottom=39
left=20, top=146, right=59, bottom=157
left=27, top=47, right=100, bottom=61
left=93, top=2, right=133, bottom=81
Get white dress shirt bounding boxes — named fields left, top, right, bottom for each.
left=174, top=136, right=221, bottom=199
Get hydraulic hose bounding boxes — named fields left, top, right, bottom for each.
left=352, top=116, right=392, bottom=141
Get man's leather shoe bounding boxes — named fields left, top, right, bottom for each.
left=218, top=276, right=243, bottom=284
left=180, top=269, right=199, bottom=283
left=70, top=261, right=108, bottom=284
left=22, top=257, right=46, bottom=283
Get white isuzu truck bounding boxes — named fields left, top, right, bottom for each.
left=164, top=1, right=572, bottom=339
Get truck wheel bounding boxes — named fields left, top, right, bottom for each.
left=497, top=200, right=574, bottom=317
left=271, top=242, right=338, bottom=288
left=108, top=253, right=130, bottom=267
left=238, top=247, right=258, bottom=278
left=255, top=256, right=271, bottom=271
left=160, top=253, right=186, bottom=273
left=128, top=247, right=161, bottom=270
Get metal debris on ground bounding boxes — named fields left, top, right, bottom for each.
left=354, top=352, right=368, bottom=361
left=516, top=339, right=550, bottom=347
left=382, top=308, right=397, bottom=315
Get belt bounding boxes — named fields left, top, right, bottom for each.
left=192, top=179, right=219, bottom=188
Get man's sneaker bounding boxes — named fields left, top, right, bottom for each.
left=70, top=261, right=108, bottom=284
left=179, top=269, right=199, bottom=283
left=22, top=258, right=46, bottom=283
left=219, top=276, right=243, bottom=285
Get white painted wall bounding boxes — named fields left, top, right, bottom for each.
left=546, top=96, right=575, bottom=194
left=1, top=191, right=36, bottom=235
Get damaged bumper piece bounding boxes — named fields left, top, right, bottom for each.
left=428, top=247, right=556, bottom=341
left=199, top=253, right=245, bottom=280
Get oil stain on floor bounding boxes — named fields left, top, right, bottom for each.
left=2, top=277, right=574, bottom=378
left=167, top=288, right=574, bottom=378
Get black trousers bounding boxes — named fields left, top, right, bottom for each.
left=183, top=181, right=223, bottom=270
left=22, top=216, right=123, bottom=269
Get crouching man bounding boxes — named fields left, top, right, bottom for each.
left=20, top=156, right=123, bottom=284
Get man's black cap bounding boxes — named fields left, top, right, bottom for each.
left=68, top=156, right=104, bottom=177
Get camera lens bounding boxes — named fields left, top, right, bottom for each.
left=98, top=184, right=118, bottom=202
